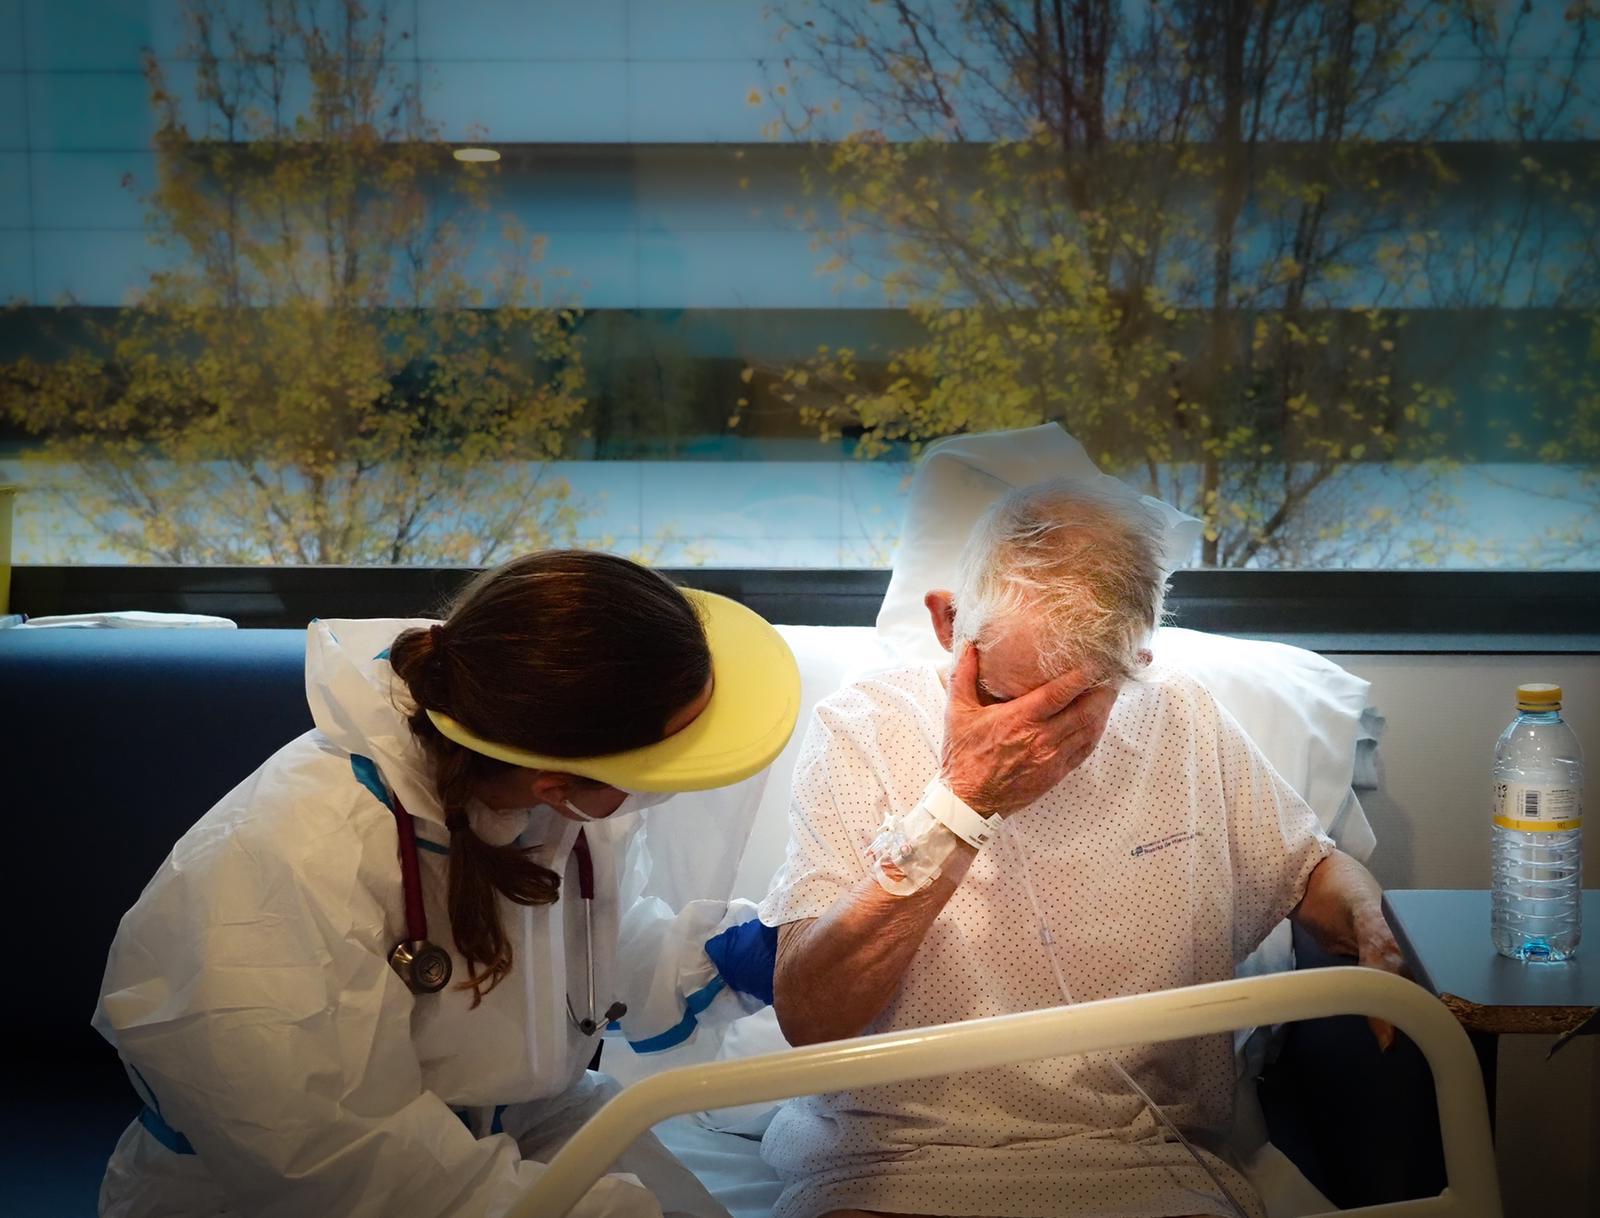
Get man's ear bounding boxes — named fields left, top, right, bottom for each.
left=924, top=589, right=957, bottom=652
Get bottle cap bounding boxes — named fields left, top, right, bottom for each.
left=1516, top=683, right=1562, bottom=712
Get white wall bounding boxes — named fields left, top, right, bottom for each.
left=1331, top=652, right=1600, bottom=1218
left=1334, top=653, right=1600, bottom=892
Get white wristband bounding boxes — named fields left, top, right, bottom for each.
left=922, top=778, right=1003, bottom=850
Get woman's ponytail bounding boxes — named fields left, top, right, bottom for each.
left=390, top=622, right=562, bottom=1008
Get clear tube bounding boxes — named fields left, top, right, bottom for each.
left=1001, top=822, right=1252, bottom=1218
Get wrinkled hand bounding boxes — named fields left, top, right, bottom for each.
left=1356, top=908, right=1407, bottom=1052
left=940, top=643, right=1118, bottom=817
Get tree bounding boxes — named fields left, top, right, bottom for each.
left=1417, top=4, right=1600, bottom=567
left=757, top=0, right=1595, bottom=567
left=1, top=0, right=586, bottom=564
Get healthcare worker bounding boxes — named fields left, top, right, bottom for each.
left=93, top=551, right=800, bottom=1218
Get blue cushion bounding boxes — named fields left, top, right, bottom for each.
left=0, top=628, right=312, bottom=1046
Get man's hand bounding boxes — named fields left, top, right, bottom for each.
left=1354, top=904, right=1407, bottom=1053
left=1293, top=850, right=1407, bottom=1052
left=940, top=643, right=1118, bottom=817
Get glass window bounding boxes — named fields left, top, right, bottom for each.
left=1, top=0, right=1595, bottom=569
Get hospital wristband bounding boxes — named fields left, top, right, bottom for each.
left=922, top=778, right=1004, bottom=850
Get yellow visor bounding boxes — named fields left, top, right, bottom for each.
left=426, top=589, right=800, bottom=792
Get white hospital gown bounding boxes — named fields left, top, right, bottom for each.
left=757, top=661, right=1335, bottom=1218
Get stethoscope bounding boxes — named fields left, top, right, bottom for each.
left=561, top=828, right=629, bottom=1036
left=384, top=796, right=627, bottom=1036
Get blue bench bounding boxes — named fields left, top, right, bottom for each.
left=2, top=628, right=312, bottom=1217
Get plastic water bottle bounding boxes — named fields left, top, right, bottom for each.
left=1491, top=683, right=1583, bottom=961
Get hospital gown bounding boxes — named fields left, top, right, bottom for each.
left=757, top=661, right=1335, bottom=1218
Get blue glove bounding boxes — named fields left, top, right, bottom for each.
left=704, top=918, right=778, bottom=1007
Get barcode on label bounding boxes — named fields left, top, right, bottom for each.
left=1523, top=790, right=1540, bottom=817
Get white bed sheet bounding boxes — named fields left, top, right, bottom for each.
left=652, top=1113, right=1334, bottom=1218
left=655, top=1117, right=781, bottom=1218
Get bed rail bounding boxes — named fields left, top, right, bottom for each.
left=516, top=967, right=1500, bottom=1218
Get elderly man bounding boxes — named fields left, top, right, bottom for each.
left=757, top=479, right=1403, bottom=1218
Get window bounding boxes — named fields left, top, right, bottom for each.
left=1, top=1, right=1596, bottom=570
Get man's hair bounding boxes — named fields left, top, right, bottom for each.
left=952, top=478, right=1169, bottom=686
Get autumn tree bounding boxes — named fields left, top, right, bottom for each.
left=1, top=0, right=586, bottom=564
left=1418, top=4, right=1600, bottom=567
left=758, top=0, right=1597, bottom=567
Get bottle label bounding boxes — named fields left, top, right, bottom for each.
left=1493, top=783, right=1582, bottom=832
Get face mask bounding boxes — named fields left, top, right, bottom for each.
left=563, top=788, right=674, bottom=822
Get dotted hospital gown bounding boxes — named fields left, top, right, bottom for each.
left=757, top=661, right=1335, bottom=1218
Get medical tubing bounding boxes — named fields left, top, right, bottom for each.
left=1001, top=822, right=1252, bottom=1218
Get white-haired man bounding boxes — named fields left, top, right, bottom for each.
left=758, top=479, right=1403, bottom=1218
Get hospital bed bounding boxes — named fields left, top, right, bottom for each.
left=533, top=620, right=1486, bottom=1218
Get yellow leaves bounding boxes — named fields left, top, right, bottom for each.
left=1284, top=393, right=1319, bottom=419
left=740, top=367, right=754, bottom=384
left=745, top=88, right=763, bottom=107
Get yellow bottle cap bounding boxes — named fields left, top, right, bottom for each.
left=1516, top=683, right=1562, bottom=712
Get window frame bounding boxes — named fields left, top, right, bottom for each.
left=9, top=566, right=1597, bottom=653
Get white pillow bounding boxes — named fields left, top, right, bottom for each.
left=1151, top=626, right=1374, bottom=857
left=729, top=625, right=900, bottom=903
left=877, top=424, right=1203, bottom=672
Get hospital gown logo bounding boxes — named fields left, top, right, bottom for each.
left=1130, top=830, right=1202, bottom=857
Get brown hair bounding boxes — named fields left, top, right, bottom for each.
left=388, top=550, right=711, bottom=1005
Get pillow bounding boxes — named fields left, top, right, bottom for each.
left=1151, top=626, right=1373, bottom=855
left=729, top=625, right=900, bottom=904
left=876, top=424, right=1203, bottom=672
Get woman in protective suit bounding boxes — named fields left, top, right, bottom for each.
left=94, top=551, right=800, bottom=1218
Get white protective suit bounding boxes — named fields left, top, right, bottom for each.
left=93, top=618, right=768, bottom=1218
